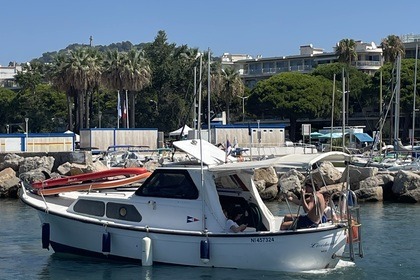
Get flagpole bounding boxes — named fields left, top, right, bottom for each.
left=117, top=90, right=120, bottom=129
left=125, top=90, right=129, bottom=129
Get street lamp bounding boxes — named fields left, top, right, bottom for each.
left=237, top=95, right=249, bottom=122
left=25, top=118, right=29, bottom=152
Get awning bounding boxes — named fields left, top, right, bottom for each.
left=310, top=132, right=323, bottom=139
left=354, top=133, right=374, bottom=142
left=318, top=132, right=345, bottom=139
left=169, top=125, right=192, bottom=136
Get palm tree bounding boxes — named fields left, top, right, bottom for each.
left=123, top=49, right=151, bottom=127
left=83, top=48, right=103, bottom=128
left=102, top=49, right=151, bottom=128
left=47, top=53, right=76, bottom=131
left=102, top=49, right=126, bottom=127
left=335, top=39, right=357, bottom=65
left=218, top=67, right=245, bottom=124
left=65, top=47, right=97, bottom=132
left=381, top=35, right=405, bottom=63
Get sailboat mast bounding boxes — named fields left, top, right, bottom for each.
left=393, top=54, right=401, bottom=152
left=412, top=44, right=418, bottom=147
left=331, top=74, right=336, bottom=149
left=342, top=68, right=346, bottom=152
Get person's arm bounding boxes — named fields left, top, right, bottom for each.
left=301, top=188, right=312, bottom=213
left=231, top=223, right=247, bottom=233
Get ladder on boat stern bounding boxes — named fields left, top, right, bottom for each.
left=339, top=190, right=364, bottom=261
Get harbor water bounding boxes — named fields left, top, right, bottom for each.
left=1, top=199, right=420, bottom=280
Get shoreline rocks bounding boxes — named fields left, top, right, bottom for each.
left=1, top=152, right=420, bottom=203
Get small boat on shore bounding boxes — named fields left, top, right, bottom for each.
left=19, top=139, right=363, bottom=272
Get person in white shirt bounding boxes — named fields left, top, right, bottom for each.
left=224, top=207, right=247, bottom=233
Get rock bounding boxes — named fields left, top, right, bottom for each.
left=278, top=169, right=305, bottom=194
left=0, top=167, right=16, bottom=181
left=319, top=182, right=347, bottom=195
left=0, top=168, right=20, bottom=198
left=18, top=156, right=55, bottom=174
left=254, top=167, right=278, bottom=185
left=143, top=160, right=160, bottom=172
left=312, top=161, right=342, bottom=186
left=398, top=188, right=420, bottom=203
left=0, top=176, right=20, bottom=198
left=355, top=186, right=383, bottom=202
left=392, top=170, right=420, bottom=194
left=390, top=170, right=420, bottom=202
left=259, top=183, right=278, bottom=201
left=19, top=168, right=57, bottom=185
left=254, top=180, right=266, bottom=193
left=57, top=162, right=72, bottom=175
left=0, top=154, right=24, bottom=172
left=341, top=165, right=379, bottom=189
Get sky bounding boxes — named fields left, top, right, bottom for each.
left=1, top=0, right=419, bottom=66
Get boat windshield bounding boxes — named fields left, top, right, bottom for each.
left=135, top=170, right=199, bottom=199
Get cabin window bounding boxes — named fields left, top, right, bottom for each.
left=106, top=202, right=142, bottom=222
left=73, top=199, right=105, bottom=216
left=135, top=170, right=199, bottom=199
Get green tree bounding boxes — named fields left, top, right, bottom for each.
left=0, top=88, right=17, bottom=133
left=11, top=84, right=66, bottom=133
left=14, top=62, right=44, bottom=93
left=249, top=72, right=333, bottom=141
left=374, top=59, right=420, bottom=141
left=312, top=63, right=371, bottom=121
left=381, top=35, right=405, bottom=63
left=143, top=30, right=193, bottom=131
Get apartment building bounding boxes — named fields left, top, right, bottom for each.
left=222, top=40, right=383, bottom=89
left=0, top=63, right=22, bottom=89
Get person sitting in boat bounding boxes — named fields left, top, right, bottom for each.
left=280, top=182, right=325, bottom=230
left=224, top=207, right=247, bottom=233
left=321, top=192, right=338, bottom=223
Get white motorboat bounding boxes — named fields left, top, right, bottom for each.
left=19, top=139, right=362, bottom=272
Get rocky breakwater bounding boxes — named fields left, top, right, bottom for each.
left=0, top=153, right=106, bottom=198
left=251, top=161, right=420, bottom=203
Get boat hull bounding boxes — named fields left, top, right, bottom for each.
left=33, top=208, right=346, bottom=272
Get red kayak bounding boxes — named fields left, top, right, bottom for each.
left=31, top=167, right=149, bottom=189
left=36, top=172, right=151, bottom=196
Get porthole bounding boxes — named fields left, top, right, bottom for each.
left=119, top=207, right=127, bottom=217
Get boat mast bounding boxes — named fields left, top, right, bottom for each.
left=207, top=48, right=211, bottom=143
left=393, top=54, right=401, bottom=154
left=412, top=44, right=418, bottom=150
left=197, top=52, right=207, bottom=231
left=330, top=74, right=336, bottom=150
left=342, top=68, right=346, bottom=152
